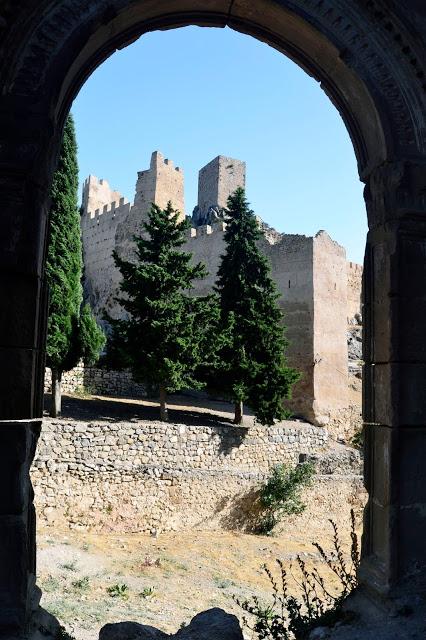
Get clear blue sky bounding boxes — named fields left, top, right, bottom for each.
left=72, top=26, right=367, bottom=264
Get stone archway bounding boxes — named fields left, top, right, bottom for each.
left=0, top=1, right=425, bottom=637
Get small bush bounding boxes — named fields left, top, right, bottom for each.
left=140, top=586, right=155, bottom=599
left=107, top=583, right=129, bottom=599
left=258, top=462, right=315, bottom=533
left=235, top=510, right=360, bottom=639
left=72, top=576, right=90, bottom=592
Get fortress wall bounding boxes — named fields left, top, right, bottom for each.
left=186, top=227, right=315, bottom=419
left=81, top=200, right=131, bottom=321
left=347, top=262, right=363, bottom=321
left=184, top=223, right=226, bottom=295
left=264, top=234, right=315, bottom=418
left=312, top=232, right=348, bottom=421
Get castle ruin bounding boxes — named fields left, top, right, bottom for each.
left=81, top=151, right=362, bottom=426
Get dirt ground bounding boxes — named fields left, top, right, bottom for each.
left=37, top=520, right=360, bottom=639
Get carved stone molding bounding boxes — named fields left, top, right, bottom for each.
left=364, top=160, right=426, bottom=228
left=0, top=0, right=424, bottom=160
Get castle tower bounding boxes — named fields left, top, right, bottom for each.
left=192, top=155, right=246, bottom=225
left=81, top=175, right=124, bottom=217
left=134, top=150, right=185, bottom=221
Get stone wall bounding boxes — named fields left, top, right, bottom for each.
left=44, top=364, right=146, bottom=398
left=312, top=231, right=348, bottom=422
left=347, top=262, right=363, bottom=321
left=31, top=417, right=348, bottom=533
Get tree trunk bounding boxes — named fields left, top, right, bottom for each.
left=50, top=368, right=62, bottom=418
left=234, top=400, right=244, bottom=425
left=159, top=384, right=168, bottom=422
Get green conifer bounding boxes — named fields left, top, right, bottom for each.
left=214, top=187, right=300, bottom=425
left=108, top=201, right=218, bottom=420
left=46, top=115, right=104, bottom=416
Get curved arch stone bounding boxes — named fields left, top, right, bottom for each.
left=0, top=1, right=424, bottom=638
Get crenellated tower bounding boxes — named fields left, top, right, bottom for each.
left=134, top=150, right=185, bottom=220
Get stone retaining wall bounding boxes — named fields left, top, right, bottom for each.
left=44, top=365, right=146, bottom=398
left=31, top=418, right=363, bottom=534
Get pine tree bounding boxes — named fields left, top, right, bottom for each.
left=46, top=115, right=105, bottom=416
left=214, top=187, right=300, bottom=425
left=108, top=201, right=218, bottom=421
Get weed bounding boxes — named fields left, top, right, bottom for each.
left=107, top=583, right=129, bottom=599
left=258, top=462, right=315, bottom=533
left=81, top=542, right=90, bottom=552
left=72, top=576, right=90, bottom=592
left=235, top=510, right=360, bottom=639
left=140, top=586, right=156, bottom=599
left=60, top=560, right=77, bottom=572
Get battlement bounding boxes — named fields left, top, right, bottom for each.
left=82, top=174, right=125, bottom=219
left=347, top=261, right=363, bottom=274
left=188, top=221, right=227, bottom=238
left=81, top=199, right=131, bottom=231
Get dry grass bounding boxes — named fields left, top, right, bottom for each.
left=38, top=524, right=358, bottom=640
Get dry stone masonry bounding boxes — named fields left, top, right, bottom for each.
left=31, top=416, right=363, bottom=533
left=44, top=363, right=146, bottom=398
left=79, top=151, right=363, bottom=425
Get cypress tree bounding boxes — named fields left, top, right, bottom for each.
left=108, top=201, right=218, bottom=420
left=214, top=187, right=300, bottom=425
left=46, top=115, right=105, bottom=416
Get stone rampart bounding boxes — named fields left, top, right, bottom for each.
left=31, top=417, right=364, bottom=533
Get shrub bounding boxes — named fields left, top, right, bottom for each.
left=258, top=462, right=315, bottom=533
left=235, top=510, right=360, bottom=639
